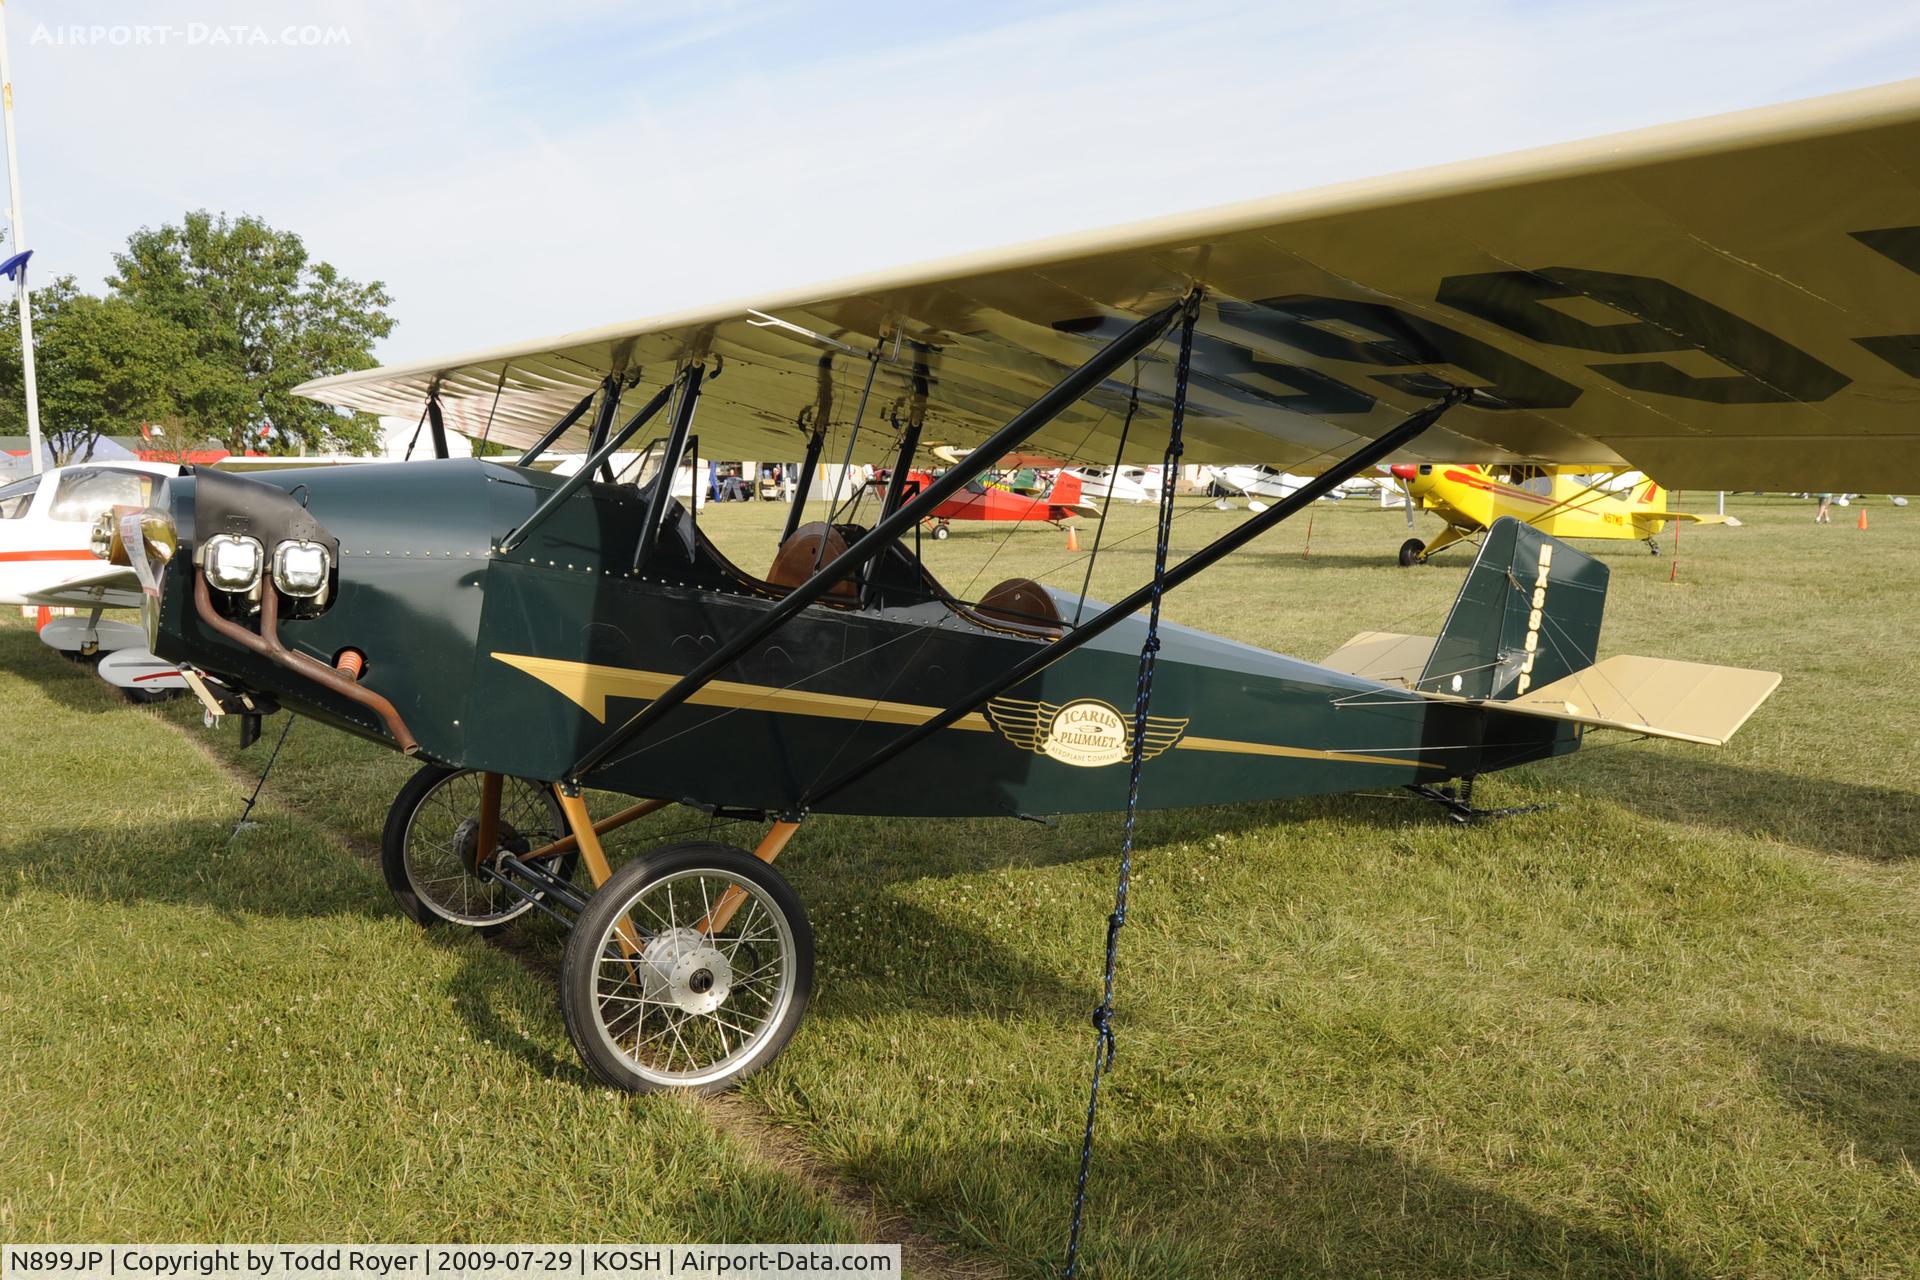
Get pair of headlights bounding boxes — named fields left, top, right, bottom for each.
left=203, top=533, right=332, bottom=601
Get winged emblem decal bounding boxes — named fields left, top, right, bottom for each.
left=984, top=697, right=1188, bottom=768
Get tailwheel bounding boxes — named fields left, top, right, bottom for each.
left=1398, top=537, right=1426, bottom=566
left=561, top=842, right=812, bottom=1093
left=931, top=521, right=951, bottom=540
left=381, top=764, right=574, bottom=929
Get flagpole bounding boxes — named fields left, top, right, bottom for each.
left=0, top=1, right=43, bottom=474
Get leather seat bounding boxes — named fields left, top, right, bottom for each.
left=975, top=577, right=1063, bottom=629
left=767, top=523, right=859, bottom=598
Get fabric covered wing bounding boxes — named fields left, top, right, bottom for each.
left=297, top=81, right=1920, bottom=489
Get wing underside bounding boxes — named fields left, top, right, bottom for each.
left=298, top=80, right=1920, bottom=490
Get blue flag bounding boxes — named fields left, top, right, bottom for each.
left=0, top=249, right=32, bottom=282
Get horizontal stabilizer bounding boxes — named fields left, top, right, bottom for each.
left=1491, top=655, right=1779, bottom=745
left=1322, top=631, right=1437, bottom=687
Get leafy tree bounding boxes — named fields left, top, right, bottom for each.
left=0, top=277, right=244, bottom=463
left=109, top=211, right=394, bottom=454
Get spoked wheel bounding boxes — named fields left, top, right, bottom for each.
left=1398, top=537, right=1426, bottom=566
left=381, top=764, right=573, bottom=929
left=561, top=842, right=812, bottom=1093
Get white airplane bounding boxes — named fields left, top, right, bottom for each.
left=1201, top=463, right=1411, bottom=511
left=0, top=460, right=193, bottom=698
left=1069, top=464, right=1163, bottom=504
left=2, top=454, right=387, bottom=698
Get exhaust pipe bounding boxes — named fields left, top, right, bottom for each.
left=193, top=575, right=420, bottom=755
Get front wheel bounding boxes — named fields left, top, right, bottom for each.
left=1398, top=537, right=1426, bottom=567
left=561, top=843, right=812, bottom=1093
left=381, top=765, right=572, bottom=929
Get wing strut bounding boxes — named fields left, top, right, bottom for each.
left=800, top=384, right=1472, bottom=810
left=780, top=410, right=829, bottom=543
left=426, top=388, right=451, bottom=460
left=515, top=387, right=599, bottom=467
left=498, top=370, right=685, bottom=554
left=632, top=362, right=706, bottom=571
left=565, top=295, right=1191, bottom=781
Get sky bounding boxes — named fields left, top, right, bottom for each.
left=10, top=0, right=1920, bottom=367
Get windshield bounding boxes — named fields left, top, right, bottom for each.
left=49, top=468, right=156, bottom=522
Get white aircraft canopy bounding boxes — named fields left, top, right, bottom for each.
left=297, top=80, right=1920, bottom=489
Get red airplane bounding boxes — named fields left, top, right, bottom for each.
left=882, top=468, right=1098, bottom=539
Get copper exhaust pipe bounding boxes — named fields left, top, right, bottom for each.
left=194, top=574, right=420, bottom=755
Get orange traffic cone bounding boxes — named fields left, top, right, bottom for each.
left=1066, top=525, right=1080, bottom=552
left=1859, top=507, right=1869, bottom=530
left=34, top=606, right=50, bottom=632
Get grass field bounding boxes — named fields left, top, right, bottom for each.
left=2, top=491, right=1916, bottom=1277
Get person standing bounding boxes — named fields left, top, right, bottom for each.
left=1815, top=493, right=1834, bottom=523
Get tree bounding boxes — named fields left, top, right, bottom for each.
left=0, top=277, right=246, bottom=463
left=109, top=211, right=395, bottom=454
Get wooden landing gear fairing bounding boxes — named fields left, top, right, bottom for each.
left=381, top=764, right=809, bottom=1093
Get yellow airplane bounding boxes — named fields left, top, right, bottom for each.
left=1387, top=463, right=1732, bottom=565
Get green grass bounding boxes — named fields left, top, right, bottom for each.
left=4, top=491, right=1918, bottom=1277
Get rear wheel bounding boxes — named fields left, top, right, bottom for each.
left=931, top=523, right=950, bottom=541
left=381, top=765, right=573, bottom=929
left=1398, top=537, right=1426, bottom=566
left=561, top=843, right=812, bottom=1093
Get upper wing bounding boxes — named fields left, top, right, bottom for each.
left=296, top=80, right=1920, bottom=490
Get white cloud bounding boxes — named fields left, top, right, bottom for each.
left=8, top=0, right=1920, bottom=363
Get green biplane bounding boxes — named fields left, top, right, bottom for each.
left=98, top=80, right=1920, bottom=1094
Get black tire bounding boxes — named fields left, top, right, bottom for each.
left=121, top=685, right=179, bottom=704
left=931, top=523, right=950, bottom=540
left=380, top=764, right=573, bottom=930
left=1398, top=537, right=1426, bottom=567
left=561, top=842, right=813, bottom=1094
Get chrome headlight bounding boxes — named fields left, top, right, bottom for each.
left=203, top=533, right=265, bottom=594
left=271, top=539, right=331, bottom=598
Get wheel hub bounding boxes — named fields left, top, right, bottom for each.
left=452, top=816, right=526, bottom=876
left=638, top=926, right=733, bottom=1015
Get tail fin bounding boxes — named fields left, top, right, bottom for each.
left=1629, top=476, right=1667, bottom=513
left=1047, top=470, right=1084, bottom=508
left=1417, top=517, right=1609, bottom=700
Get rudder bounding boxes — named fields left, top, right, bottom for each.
left=1417, top=517, right=1609, bottom=700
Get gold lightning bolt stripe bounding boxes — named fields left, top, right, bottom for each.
left=490, top=652, right=1441, bottom=770
left=493, top=652, right=993, bottom=731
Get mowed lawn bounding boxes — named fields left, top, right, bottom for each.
left=3, top=489, right=1917, bottom=1277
